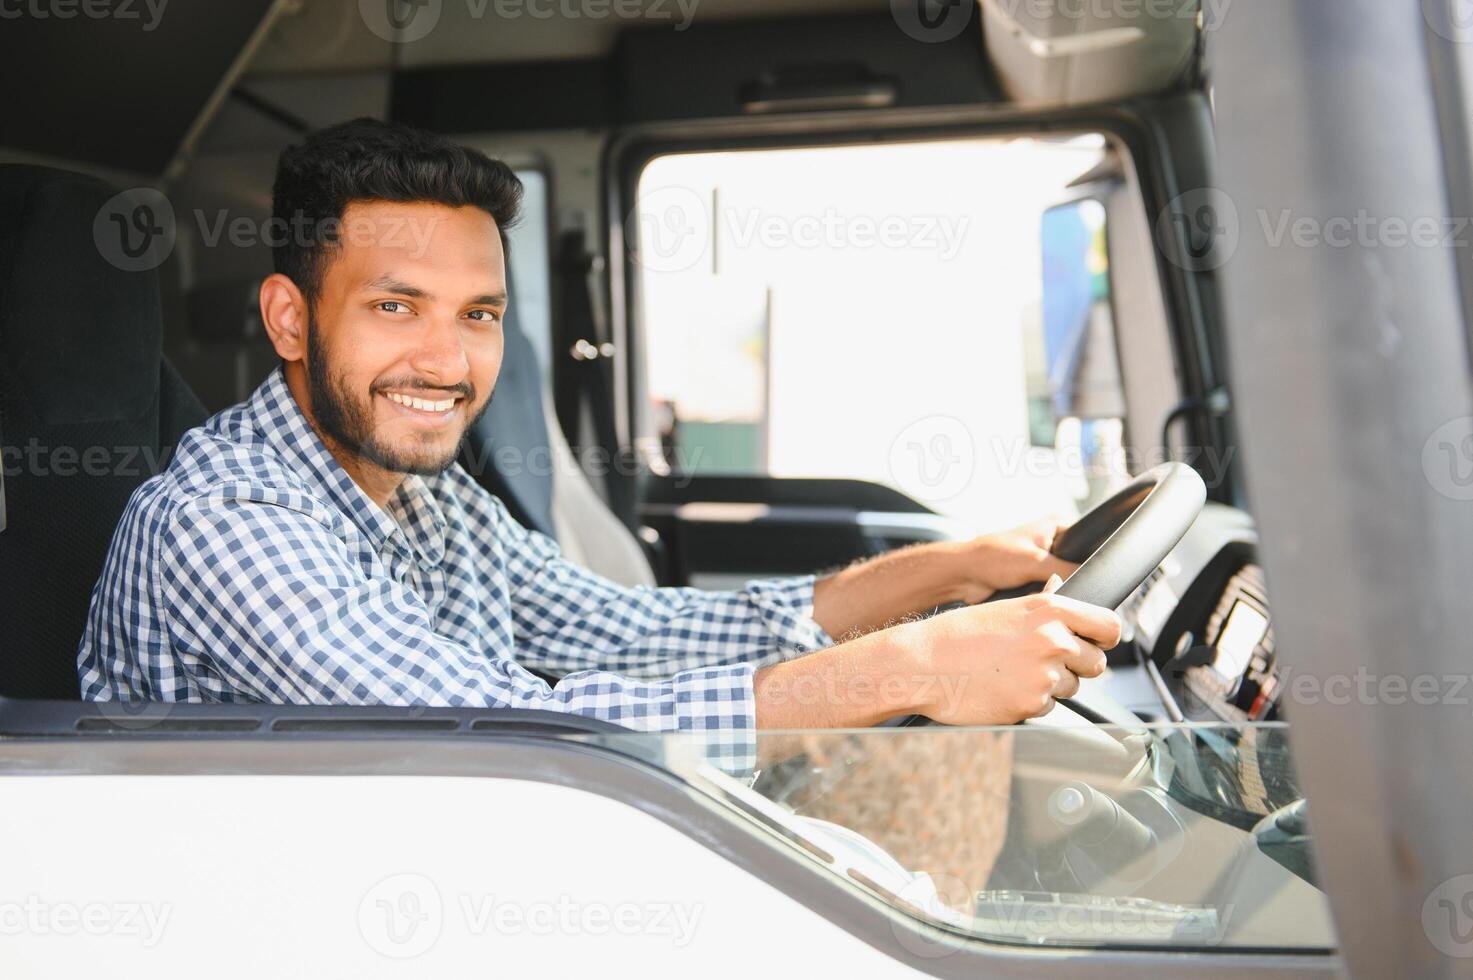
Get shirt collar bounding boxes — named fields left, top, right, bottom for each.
left=244, top=367, right=448, bottom=568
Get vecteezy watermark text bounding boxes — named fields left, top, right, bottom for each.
left=1157, top=188, right=1473, bottom=271
left=359, top=0, right=699, bottom=44
left=0, top=897, right=171, bottom=947
left=1274, top=665, right=1473, bottom=710
left=93, top=190, right=452, bottom=273
left=757, top=671, right=972, bottom=716
left=2, top=438, right=706, bottom=490
left=1257, top=209, right=1473, bottom=251
left=631, top=186, right=971, bottom=273
left=357, top=873, right=703, bottom=958
left=0, top=0, right=168, bottom=30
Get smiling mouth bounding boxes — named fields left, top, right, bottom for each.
left=380, top=390, right=464, bottom=419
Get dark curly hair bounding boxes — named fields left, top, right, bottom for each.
left=271, top=117, right=522, bottom=308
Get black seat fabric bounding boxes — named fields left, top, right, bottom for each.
left=0, top=165, right=207, bottom=700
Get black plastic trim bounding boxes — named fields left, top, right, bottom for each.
left=0, top=698, right=629, bottom=739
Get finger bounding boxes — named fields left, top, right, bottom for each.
left=1039, top=554, right=1079, bottom=583
left=1052, top=667, right=1082, bottom=699
left=1029, top=694, right=1059, bottom=719
left=1061, top=640, right=1107, bottom=679
left=1032, top=515, right=1072, bottom=551
left=1045, top=596, right=1124, bottom=649
left=1042, top=573, right=1064, bottom=595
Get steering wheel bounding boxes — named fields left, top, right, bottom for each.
left=1032, top=462, right=1207, bottom=725
left=886, top=462, right=1206, bottom=729
left=1048, top=462, right=1207, bottom=611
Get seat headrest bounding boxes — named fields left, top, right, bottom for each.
left=468, top=267, right=557, bottom=538
left=0, top=165, right=164, bottom=424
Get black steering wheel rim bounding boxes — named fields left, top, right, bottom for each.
left=1049, top=462, right=1207, bottom=612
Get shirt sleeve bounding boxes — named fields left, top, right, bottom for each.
left=153, top=490, right=766, bottom=762
left=484, top=494, right=834, bottom=679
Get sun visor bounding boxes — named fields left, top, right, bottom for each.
left=615, top=13, right=1000, bottom=123
left=981, top=0, right=1201, bottom=108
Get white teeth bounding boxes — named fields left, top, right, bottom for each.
left=386, top=392, right=455, bottom=413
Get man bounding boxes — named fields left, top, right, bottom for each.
left=77, top=119, right=1120, bottom=756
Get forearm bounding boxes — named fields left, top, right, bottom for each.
left=515, top=571, right=829, bottom=678
left=752, top=621, right=931, bottom=729
left=811, top=541, right=980, bottom=639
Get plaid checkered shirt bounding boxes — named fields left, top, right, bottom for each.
left=76, top=367, right=832, bottom=768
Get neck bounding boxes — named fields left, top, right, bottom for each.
left=281, top=362, right=404, bottom=510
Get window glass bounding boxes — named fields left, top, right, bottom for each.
left=635, top=137, right=1136, bottom=529
left=576, top=723, right=1335, bottom=953
left=506, top=168, right=553, bottom=382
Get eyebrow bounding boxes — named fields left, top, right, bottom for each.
left=364, top=275, right=430, bottom=300
left=363, top=276, right=507, bottom=308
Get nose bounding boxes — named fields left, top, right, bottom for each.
left=406, top=313, right=470, bottom=387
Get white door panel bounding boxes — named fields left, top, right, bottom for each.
left=0, top=774, right=931, bottom=979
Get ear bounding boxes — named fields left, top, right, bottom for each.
left=259, top=273, right=310, bottom=363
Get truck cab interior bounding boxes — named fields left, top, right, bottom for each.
left=2, top=1, right=1471, bottom=976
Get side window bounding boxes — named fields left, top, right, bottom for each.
left=634, top=137, right=1137, bottom=529
left=505, top=168, right=554, bottom=383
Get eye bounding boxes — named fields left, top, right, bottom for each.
left=376, top=300, right=412, bottom=315
left=465, top=309, right=501, bottom=323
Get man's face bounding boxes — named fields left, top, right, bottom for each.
left=302, top=201, right=508, bottom=477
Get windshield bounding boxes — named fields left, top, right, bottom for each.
left=635, top=134, right=1141, bottom=531
left=574, top=722, right=1334, bottom=953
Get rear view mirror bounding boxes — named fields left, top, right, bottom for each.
left=1031, top=198, right=1128, bottom=504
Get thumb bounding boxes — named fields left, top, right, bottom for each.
left=1043, top=574, right=1064, bottom=594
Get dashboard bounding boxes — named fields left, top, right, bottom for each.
left=1114, top=503, right=1282, bottom=724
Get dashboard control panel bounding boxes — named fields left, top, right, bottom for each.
left=1112, top=503, right=1282, bottom=723
left=1180, top=564, right=1280, bottom=722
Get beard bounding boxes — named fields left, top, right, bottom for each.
left=305, top=314, right=492, bottom=476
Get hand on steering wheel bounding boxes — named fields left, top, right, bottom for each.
left=886, top=463, right=1206, bottom=729
left=908, top=577, right=1122, bottom=726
